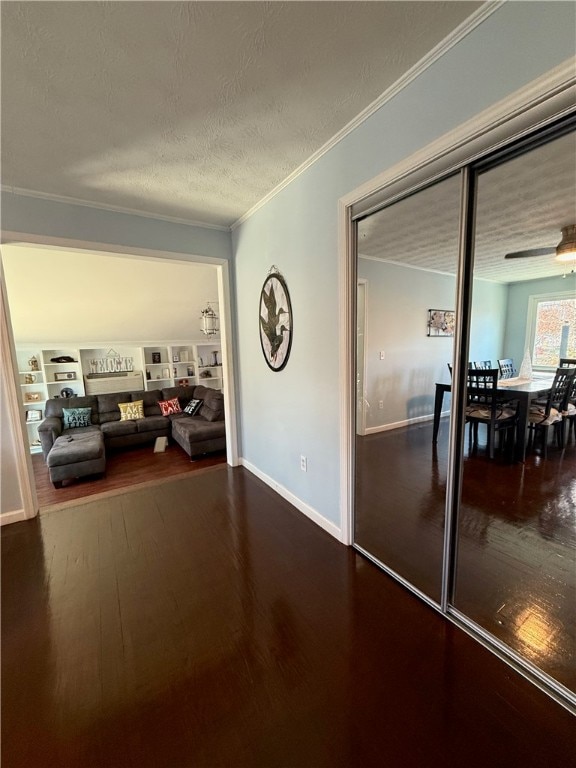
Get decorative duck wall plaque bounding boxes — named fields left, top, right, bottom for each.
left=259, top=266, right=292, bottom=372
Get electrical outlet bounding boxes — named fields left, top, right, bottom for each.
left=380, top=351, right=385, bottom=360
left=300, top=455, right=307, bottom=472
left=378, top=400, right=384, bottom=409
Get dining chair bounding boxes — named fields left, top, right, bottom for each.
left=447, top=362, right=474, bottom=378
left=465, top=369, right=517, bottom=459
left=527, top=366, right=576, bottom=457
left=560, top=365, right=576, bottom=443
left=498, top=359, right=516, bottom=379
left=474, top=360, right=492, bottom=369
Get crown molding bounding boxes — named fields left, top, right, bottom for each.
left=359, top=254, right=461, bottom=281
left=359, top=254, right=520, bottom=285
left=344, top=56, right=576, bottom=218
left=231, top=1, right=504, bottom=230
left=0, top=185, right=230, bottom=232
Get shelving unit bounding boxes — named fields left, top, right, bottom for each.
left=142, top=342, right=222, bottom=391
left=16, top=348, right=46, bottom=453
left=168, top=345, right=196, bottom=388
left=15, top=340, right=223, bottom=452
left=195, top=342, right=223, bottom=390
left=143, top=345, right=173, bottom=391
left=42, top=348, right=85, bottom=400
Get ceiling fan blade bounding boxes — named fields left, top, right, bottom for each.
left=504, top=247, right=555, bottom=259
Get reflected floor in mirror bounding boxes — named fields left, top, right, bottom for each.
left=355, top=418, right=575, bottom=693
left=2, top=466, right=574, bottom=767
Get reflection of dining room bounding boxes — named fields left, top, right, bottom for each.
left=356, top=420, right=575, bottom=692
left=354, top=125, right=576, bottom=703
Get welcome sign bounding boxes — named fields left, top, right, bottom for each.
left=89, top=351, right=134, bottom=374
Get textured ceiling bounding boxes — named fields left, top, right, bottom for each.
left=1, top=1, right=481, bottom=227
left=358, top=129, right=576, bottom=283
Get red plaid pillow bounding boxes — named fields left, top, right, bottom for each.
left=158, top=397, right=182, bottom=416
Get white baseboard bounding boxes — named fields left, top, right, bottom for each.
left=0, top=508, right=28, bottom=526
left=365, top=410, right=450, bottom=435
left=240, top=458, right=343, bottom=543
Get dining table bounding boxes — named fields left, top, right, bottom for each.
left=432, top=374, right=556, bottom=462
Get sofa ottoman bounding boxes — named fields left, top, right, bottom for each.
left=47, top=432, right=106, bottom=488
left=171, top=416, right=226, bottom=459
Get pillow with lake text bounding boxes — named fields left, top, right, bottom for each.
left=62, top=407, right=92, bottom=429
left=118, top=400, right=144, bottom=421
left=158, top=397, right=182, bottom=416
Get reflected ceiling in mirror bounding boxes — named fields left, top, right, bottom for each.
left=357, top=129, right=576, bottom=284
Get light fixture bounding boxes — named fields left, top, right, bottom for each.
left=200, top=301, right=219, bottom=336
left=555, top=224, right=576, bottom=262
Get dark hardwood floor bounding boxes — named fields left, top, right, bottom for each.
left=31, top=444, right=227, bottom=510
left=356, top=419, right=576, bottom=694
left=2, top=465, right=575, bottom=767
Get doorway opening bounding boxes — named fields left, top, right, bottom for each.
left=1, top=239, right=238, bottom=514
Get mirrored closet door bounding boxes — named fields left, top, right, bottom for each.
left=352, top=116, right=576, bottom=705
left=354, top=173, right=461, bottom=604
left=451, top=127, right=576, bottom=696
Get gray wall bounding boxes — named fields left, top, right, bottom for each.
left=359, top=259, right=456, bottom=429
left=358, top=260, right=508, bottom=430
left=470, top=279, right=509, bottom=368
left=504, top=274, right=576, bottom=367
left=1, top=193, right=232, bottom=262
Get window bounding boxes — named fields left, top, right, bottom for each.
left=528, top=293, right=576, bottom=368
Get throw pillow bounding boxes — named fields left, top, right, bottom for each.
left=183, top=398, right=203, bottom=416
left=118, top=400, right=145, bottom=421
left=158, top=397, right=182, bottom=416
left=62, top=407, right=92, bottom=429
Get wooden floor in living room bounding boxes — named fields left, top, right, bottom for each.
left=2, top=465, right=574, bottom=767
left=31, top=443, right=227, bottom=511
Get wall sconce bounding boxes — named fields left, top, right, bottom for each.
left=200, top=302, right=219, bottom=336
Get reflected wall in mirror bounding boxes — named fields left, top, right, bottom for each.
left=354, top=174, right=461, bottom=602
left=453, top=129, right=576, bottom=694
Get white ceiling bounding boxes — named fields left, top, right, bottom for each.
left=1, top=1, right=481, bottom=227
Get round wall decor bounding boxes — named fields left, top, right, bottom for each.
left=259, top=267, right=292, bottom=371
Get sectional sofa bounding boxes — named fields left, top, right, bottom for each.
left=38, top=384, right=226, bottom=486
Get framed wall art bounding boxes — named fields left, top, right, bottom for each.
left=259, top=266, right=292, bottom=371
left=427, top=309, right=455, bottom=337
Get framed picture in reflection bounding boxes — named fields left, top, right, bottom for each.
left=427, top=309, right=455, bottom=337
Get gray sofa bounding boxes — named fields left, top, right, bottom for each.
left=38, top=384, right=226, bottom=483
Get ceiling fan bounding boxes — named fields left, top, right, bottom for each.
left=505, top=224, right=576, bottom=261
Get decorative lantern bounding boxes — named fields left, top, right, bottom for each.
left=200, top=302, right=219, bottom=337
